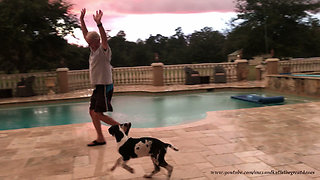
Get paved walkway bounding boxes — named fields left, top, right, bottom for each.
left=1, top=82, right=320, bottom=179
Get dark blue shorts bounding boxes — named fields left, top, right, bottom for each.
left=90, top=84, right=113, bottom=112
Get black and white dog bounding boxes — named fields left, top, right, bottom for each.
left=108, top=122, right=179, bottom=179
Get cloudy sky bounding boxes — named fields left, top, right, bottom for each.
left=65, top=0, right=237, bottom=46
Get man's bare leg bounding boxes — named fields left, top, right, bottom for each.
left=89, top=109, right=105, bottom=143
left=88, top=110, right=120, bottom=145
left=96, top=112, right=120, bottom=126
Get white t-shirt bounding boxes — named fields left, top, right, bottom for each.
left=89, top=44, right=113, bottom=85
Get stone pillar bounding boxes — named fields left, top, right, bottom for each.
left=255, top=65, right=264, bottom=80
left=151, top=63, right=164, bottom=86
left=235, top=59, right=249, bottom=81
left=266, top=58, right=279, bottom=75
left=56, top=68, right=69, bottom=93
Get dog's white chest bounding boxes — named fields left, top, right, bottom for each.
left=134, top=140, right=152, bottom=157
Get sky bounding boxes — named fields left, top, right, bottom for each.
left=65, top=0, right=238, bottom=46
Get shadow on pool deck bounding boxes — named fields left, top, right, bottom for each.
left=1, top=82, right=320, bottom=179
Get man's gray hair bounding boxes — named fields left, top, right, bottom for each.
left=86, top=31, right=100, bottom=41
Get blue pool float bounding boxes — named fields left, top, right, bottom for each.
left=231, top=94, right=284, bottom=104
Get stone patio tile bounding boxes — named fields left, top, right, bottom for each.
left=299, top=154, right=320, bottom=171
left=195, top=162, right=215, bottom=172
left=0, top=175, right=21, bottom=180
left=209, top=143, right=256, bottom=154
left=184, top=124, right=219, bottom=132
left=191, top=177, right=210, bottom=180
left=170, top=139, right=208, bottom=153
left=12, top=148, right=61, bottom=160
left=315, top=143, right=320, bottom=148
left=206, top=154, right=244, bottom=167
left=237, top=156, right=261, bottom=163
left=218, top=125, right=245, bottom=132
left=240, top=137, right=296, bottom=154
left=74, top=155, right=90, bottom=167
left=171, top=164, right=203, bottom=179
left=0, top=159, right=26, bottom=176
left=234, top=150, right=266, bottom=157
left=106, top=164, right=147, bottom=179
left=256, top=152, right=302, bottom=167
left=233, top=162, right=274, bottom=177
left=170, top=151, right=208, bottom=165
left=172, top=130, right=206, bottom=139
left=73, top=164, right=100, bottom=179
left=149, top=130, right=178, bottom=138
left=0, top=148, right=17, bottom=161
left=198, top=136, right=229, bottom=146
left=6, top=137, right=37, bottom=149
left=217, top=131, right=248, bottom=142
left=19, top=162, right=73, bottom=179
left=35, top=174, right=73, bottom=180
left=297, top=146, right=320, bottom=156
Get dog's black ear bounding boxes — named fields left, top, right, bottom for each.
left=115, top=130, right=124, bottom=142
left=109, top=125, right=124, bottom=142
left=108, top=125, right=117, bottom=136
left=124, top=122, right=131, bottom=136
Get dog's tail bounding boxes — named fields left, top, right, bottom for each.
left=166, top=143, right=179, bottom=151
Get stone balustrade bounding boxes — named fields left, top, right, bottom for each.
left=113, top=66, right=153, bottom=85
left=2, top=58, right=320, bottom=97
left=279, top=57, right=320, bottom=73
left=7, top=58, right=320, bottom=97
left=68, top=69, right=91, bottom=91
left=0, top=71, right=56, bottom=95
left=164, top=62, right=238, bottom=85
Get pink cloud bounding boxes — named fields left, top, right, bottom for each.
left=68, top=0, right=236, bottom=15
left=109, top=0, right=236, bottom=14
left=65, top=0, right=237, bottom=43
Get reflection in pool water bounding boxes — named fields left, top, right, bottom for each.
left=0, top=90, right=317, bottom=130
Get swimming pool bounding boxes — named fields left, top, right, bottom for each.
left=0, top=90, right=317, bottom=130
left=292, top=74, right=320, bottom=77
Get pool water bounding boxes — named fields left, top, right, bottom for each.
left=0, top=90, right=317, bottom=130
left=292, top=74, right=320, bottom=77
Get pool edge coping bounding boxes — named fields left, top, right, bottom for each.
left=0, top=86, right=264, bottom=108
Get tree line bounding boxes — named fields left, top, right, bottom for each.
left=0, top=0, right=320, bottom=73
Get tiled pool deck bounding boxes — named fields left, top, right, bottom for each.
left=1, top=81, right=320, bottom=180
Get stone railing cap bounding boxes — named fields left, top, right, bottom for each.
left=151, top=63, right=164, bottom=67
left=235, top=59, right=248, bottom=63
left=266, top=58, right=280, bottom=62
left=56, top=68, right=69, bottom=71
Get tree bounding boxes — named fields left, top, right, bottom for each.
left=0, top=0, right=79, bottom=73
left=187, top=27, right=226, bottom=63
left=145, top=34, right=168, bottom=58
left=231, top=0, right=320, bottom=58
left=163, top=27, right=188, bottom=64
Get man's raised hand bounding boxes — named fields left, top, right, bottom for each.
left=93, top=10, right=103, bottom=24
left=80, top=8, right=86, bottom=20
